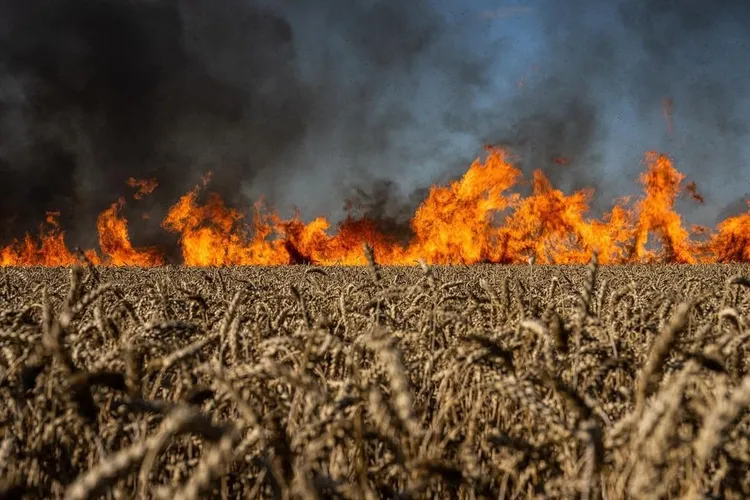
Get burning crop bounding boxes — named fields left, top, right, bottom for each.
left=0, top=148, right=748, bottom=266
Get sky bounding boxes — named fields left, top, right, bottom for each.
left=0, top=0, right=749, bottom=251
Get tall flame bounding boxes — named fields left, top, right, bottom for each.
left=406, top=149, right=519, bottom=264
left=630, top=152, right=694, bottom=263
left=2, top=148, right=749, bottom=266
left=97, top=199, right=164, bottom=266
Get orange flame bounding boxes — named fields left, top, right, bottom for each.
left=2, top=148, right=749, bottom=266
left=97, top=199, right=164, bottom=266
left=499, top=171, right=632, bottom=264
left=405, top=149, right=519, bottom=264
left=1, top=201, right=162, bottom=267
left=630, top=152, right=694, bottom=263
left=161, top=187, right=253, bottom=266
left=708, top=202, right=750, bottom=263
left=0, top=212, right=101, bottom=266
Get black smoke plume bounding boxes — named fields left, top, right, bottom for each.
left=0, top=0, right=496, bottom=255
left=0, top=0, right=310, bottom=255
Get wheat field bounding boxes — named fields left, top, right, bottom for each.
left=1, top=257, right=750, bottom=499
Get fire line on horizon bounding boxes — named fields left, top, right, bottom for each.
left=1, top=148, right=748, bottom=267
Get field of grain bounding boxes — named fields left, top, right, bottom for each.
left=1, top=259, right=750, bottom=499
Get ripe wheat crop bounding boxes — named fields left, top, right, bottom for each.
left=1, top=256, right=750, bottom=499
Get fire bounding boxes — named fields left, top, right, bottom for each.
left=1, top=201, right=162, bottom=267
left=498, top=171, right=632, bottom=264
left=0, top=212, right=100, bottom=266
left=97, top=199, right=164, bottom=266
left=630, top=153, right=694, bottom=263
left=708, top=202, right=750, bottom=263
left=1, top=148, right=749, bottom=266
left=161, top=187, right=255, bottom=266
left=406, top=149, right=519, bottom=264
left=161, top=184, right=407, bottom=266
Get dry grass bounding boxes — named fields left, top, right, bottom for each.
left=1, top=258, right=750, bottom=499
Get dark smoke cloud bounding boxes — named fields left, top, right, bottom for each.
left=0, top=0, right=312, bottom=254
left=0, top=0, right=499, bottom=254
left=1, top=0, right=748, bottom=254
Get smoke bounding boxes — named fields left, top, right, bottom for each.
left=616, top=0, right=750, bottom=223
left=480, top=0, right=750, bottom=220
left=0, top=0, right=748, bottom=254
left=0, top=0, right=314, bottom=254
left=245, top=0, right=496, bottom=221
left=718, top=194, right=750, bottom=222
left=0, top=0, right=501, bottom=254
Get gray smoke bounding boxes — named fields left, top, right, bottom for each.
left=0, top=0, right=748, bottom=256
left=339, top=0, right=750, bottom=230
left=479, top=0, right=750, bottom=222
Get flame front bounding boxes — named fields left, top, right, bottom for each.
left=0, top=212, right=101, bottom=266
left=2, top=148, right=749, bottom=266
left=498, top=171, right=632, bottom=264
